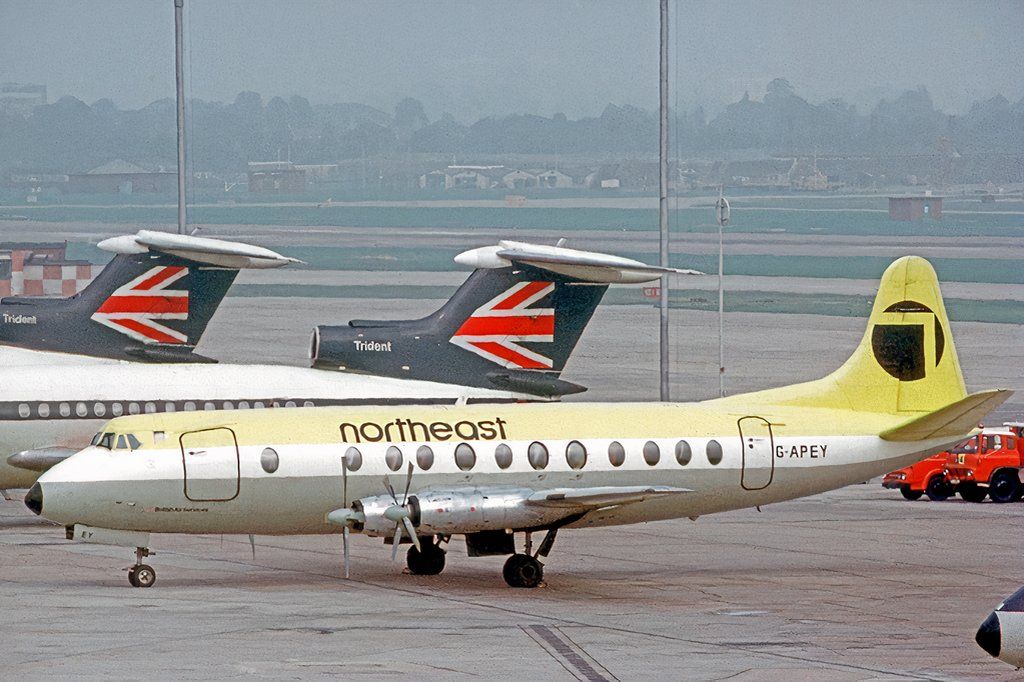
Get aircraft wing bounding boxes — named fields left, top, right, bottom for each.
left=524, top=485, right=692, bottom=510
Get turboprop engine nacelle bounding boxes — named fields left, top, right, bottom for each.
left=355, top=488, right=570, bottom=537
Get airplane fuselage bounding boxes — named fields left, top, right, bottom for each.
left=0, top=362, right=529, bottom=489
left=36, top=402, right=958, bottom=536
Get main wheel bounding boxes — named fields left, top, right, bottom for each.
left=407, top=541, right=446, bottom=576
left=503, top=553, right=543, bottom=588
left=958, top=483, right=987, bottom=503
left=900, top=485, right=923, bottom=501
left=988, top=470, right=1020, bottom=504
left=925, top=474, right=951, bottom=502
left=128, top=564, right=156, bottom=588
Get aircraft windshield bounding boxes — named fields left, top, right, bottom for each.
left=93, top=432, right=115, bottom=450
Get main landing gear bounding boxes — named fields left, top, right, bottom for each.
left=127, top=547, right=156, bottom=588
left=503, top=529, right=558, bottom=589
left=406, top=537, right=446, bottom=575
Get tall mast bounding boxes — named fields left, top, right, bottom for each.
left=174, top=0, right=187, bottom=235
left=658, top=0, right=670, bottom=401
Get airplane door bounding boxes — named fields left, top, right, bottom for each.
left=181, top=427, right=240, bottom=502
left=738, top=416, right=774, bottom=490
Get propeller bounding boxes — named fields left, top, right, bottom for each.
left=326, top=449, right=363, bottom=578
left=383, top=462, right=420, bottom=560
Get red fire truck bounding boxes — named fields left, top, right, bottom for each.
left=945, top=424, right=1024, bottom=503
left=882, top=453, right=954, bottom=501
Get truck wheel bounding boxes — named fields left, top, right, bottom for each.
left=925, top=474, right=951, bottom=502
left=988, top=470, right=1019, bottom=503
left=958, top=483, right=987, bottom=503
left=900, top=485, right=923, bottom=501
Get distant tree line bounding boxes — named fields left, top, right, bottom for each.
left=1, top=78, right=1021, bottom=175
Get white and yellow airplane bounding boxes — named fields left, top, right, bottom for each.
left=29, top=256, right=1010, bottom=588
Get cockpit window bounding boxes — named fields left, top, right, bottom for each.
left=127, top=434, right=142, bottom=450
left=116, top=435, right=127, bottom=450
left=90, top=432, right=102, bottom=446
left=95, top=432, right=114, bottom=449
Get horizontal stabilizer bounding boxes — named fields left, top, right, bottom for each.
left=879, top=389, right=1014, bottom=442
left=525, top=485, right=692, bottom=510
left=98, top=230, right=299, bottom=269
left=455, top=240, right=701, bottom=284
left=7, top=447, right=78, bottom=472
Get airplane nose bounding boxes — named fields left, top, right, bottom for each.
left=976, top=611, right=1001, bottom=659
left=24, top=483, right=43, bottom=516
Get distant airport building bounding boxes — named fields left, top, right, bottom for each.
left=68, top=160, right=176, bottom=195
left=0, top=243, right=100, bottom=297
left=889, top=195, right=943, bottom=221
left=247, top=161, right=308, bottom=193
left=0, top=83, right=47, bottom=117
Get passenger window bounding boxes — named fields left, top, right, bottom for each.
left=675, top=440, right=692, bottom=466
left=455, top=443, right=476, bottom=471
left=164, top=402, right=176, bottom=412
left=706, top=440, right=723, bottom=465
left=343, top=446, right=362, bottom=472
left=285, top=401, right=296, bottom=408
left=237, top=401, right=249, bottom=410
left=58, top=403, right=71, bottom=417
left=203, top=402, right=215, bottom=411
left=145, top=402, right=156, bottom=414
left=183, top=402, right=196, bottom=412
left=608, top=441, right=626, bottom=467
left=116, top=435, right=127, bottom=450
left=127, top=434, right=142, bottom=450
left=254, top=401, right=265, bottom=409
left=494, top=443, right=513, bottom=469
left=261, top=447, right=280, bottom=474
left=38, top=403, right=50, bottom=418
left=18, top=403, right=29, bottom=418
left=528, top=442, right=549, bottom=470
left=566, top=441, right=587, bottom=470
left=303, top=401, right=314, bottom=407
left=416, top=445, right=434, bottom=470
left=75, top=402, right=88, bottom=417
left=222, top=402, right=233, bottom=410
left=643, top=441, right=660, bottom=466
left=128, top=402, right=140, bottom=415
left=385, top=446, right=403, bottom=471
left=93, top=402, right=106, bottom=417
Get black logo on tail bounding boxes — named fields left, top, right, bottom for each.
left=871, top=300, right=945, bottom=381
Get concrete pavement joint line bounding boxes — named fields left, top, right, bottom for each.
left=521, top=624, right=618, bottom=682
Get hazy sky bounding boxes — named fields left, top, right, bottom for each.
left=2, top=1, right=1021, bottom=120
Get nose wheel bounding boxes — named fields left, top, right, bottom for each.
left=127, top=547, right=156, bottom=588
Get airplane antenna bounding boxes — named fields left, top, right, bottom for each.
left=658, top=0, right=670, bottom=401
left=173, top=0, right=187, bottom=235
left=715, top=189, right=731, bottom=397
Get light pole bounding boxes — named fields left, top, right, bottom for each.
left=715, top=192, right=730, bottom=397
left=173, top=0, right=187, bottom=235
left=658, top=0, right=670, bottom=401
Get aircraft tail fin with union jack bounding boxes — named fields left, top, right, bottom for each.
left=311, top=240, right=698, bottom=398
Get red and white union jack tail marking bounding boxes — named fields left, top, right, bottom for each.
left=450, top=280, right=555, bottom=369
left=90, top=266, right=190, bottom=344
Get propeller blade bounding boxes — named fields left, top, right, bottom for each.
left=401, top=461, right=414, bottom=505
left=342, top=526, right=351, bottom=579
left=391, top=523, right=402, bottom=561
left=383, top=475, right=398, bottom=504
left=341, top=453, right=348, bottom=507
left=403, top=517, right=420, bottom=552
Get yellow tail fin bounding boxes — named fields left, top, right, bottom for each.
left=718, top=256, right=967, bottom=414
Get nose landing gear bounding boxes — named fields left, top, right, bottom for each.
left=127, top=547, right=156, bottom=588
